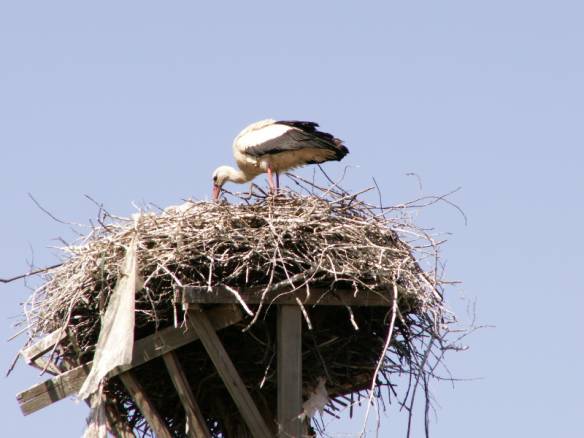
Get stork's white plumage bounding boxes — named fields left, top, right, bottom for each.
left=212, top=119, right=349, bottom=199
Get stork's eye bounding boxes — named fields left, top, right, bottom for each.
left=213, top=175, right=217, bottom=182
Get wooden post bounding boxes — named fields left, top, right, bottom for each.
left=119, top=372, right=173, bottom=438
left=277, top=305, right=303, bottom=437
left=187, top=305, right=273, bottom=438
left=162, top=352, right=211, bottom=438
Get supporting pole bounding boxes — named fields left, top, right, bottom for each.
left=187, top=305, right=273, bottom=438
left=104, top=401, right=135, bottom=438
left=119, top=372, right=173, bottom=438
left=162, top=352, right=212, bottom=438
left=277, top=305, right=303, bottom=437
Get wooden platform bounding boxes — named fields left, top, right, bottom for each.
left=17, top=285, right=392, bottom=437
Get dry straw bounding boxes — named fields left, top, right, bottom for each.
left=17, top=174, right=464, bottom=437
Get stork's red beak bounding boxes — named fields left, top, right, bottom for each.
left=212, top=184, right=221, bottom=201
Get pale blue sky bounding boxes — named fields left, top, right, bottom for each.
left=1, top=1, right=583, bottom=437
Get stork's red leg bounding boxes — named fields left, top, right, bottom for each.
left=267, top=166, right=276, bottom=192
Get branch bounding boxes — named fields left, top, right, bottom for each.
left=27, top=193, right=69, bottom=225
left=0, top=264, right=62, bottom=284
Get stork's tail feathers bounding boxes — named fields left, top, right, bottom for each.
left=333, top=138, right=349, bottom=160
left=276, top=120, right=349, bottom=160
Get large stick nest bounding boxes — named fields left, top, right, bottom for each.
left=20, top=179, right=459, bottom=437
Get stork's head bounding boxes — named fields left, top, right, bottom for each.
left=212, top=166, right=252, bottom=200
left=212, top=166, right=226, bottom=200
left=211, top=165, right=237, bottom=200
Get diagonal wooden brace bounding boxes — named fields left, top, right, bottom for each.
left=119, top=371, right=173, bottom=438
left=186, top=304, right=273, bottom=438
left=162, top=351, right=212, bottom=438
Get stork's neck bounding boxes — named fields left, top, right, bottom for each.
left=225, top=166, right=252, bottom=184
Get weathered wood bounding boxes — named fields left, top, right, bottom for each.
left=18, top=362, right=92, bottom=415
left=119, top=372, right=173, bottom=438
left=20, top=329, right=68, bottom=364
left=187, top=305, right=273, bottom=438
left=183, top=285, right=392, bottom=307
left=277, top=305, right=303, bottom=437
left=104, top=401, right=135, bottom=438
left=162, top=352, right=211, bottom=438
left=28, top=356, right=62, bottom=376
left=18, top=305, right=243, bottom=416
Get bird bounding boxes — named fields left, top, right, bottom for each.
left=212, top=119, right=349, bottom=199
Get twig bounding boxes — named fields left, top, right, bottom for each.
left=28, top=193, right=70, bottom=225
left=1, top=264, right=62, bottom=284
left=405, top=172, right=423, bottom=192
left=360, top=283, right=399, bottom=436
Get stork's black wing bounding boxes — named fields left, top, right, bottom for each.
left=244, top=120, right=349, bottom=161
left=276, top=120, right=337, bottom=144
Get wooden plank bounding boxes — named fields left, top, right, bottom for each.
left=187, top=305, right=273, bottom=438
left=28, top=356, right=62, bottom=376
left=183, top=285, right=392, bottom=307
left=20, top=329, right=68, bottom=364
left=162, top=352, right=211, bottom=438
left=277, top=305, right=303, bottom=437
left=17, top=305, right=243, bottom=416
left=18, top=363, right=92, bottom=415
left=104, top=401, right=135, bottom=438
left=119, top=371, right=173, bottom=438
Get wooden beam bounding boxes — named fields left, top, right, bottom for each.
left=162, top=352, right=211, bottom=438
left=28, top=356, right=62, bottom=376
left=277, top=305, right=303, bottom=437
left=18, top=362, right=92, bottom=415
left=20, top=329, right=68, bottom=364
left=119, top=372, right=173, bottom=438
left=104, top=401, right=135, bottom=438
left=183, top=285, right=392, bottom=307
left=17, top=305, right=243, bottom=416
left=187, top=305, right=273, bottom=438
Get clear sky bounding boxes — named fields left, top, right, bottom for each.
left=1, top=1, right=583, bottom=437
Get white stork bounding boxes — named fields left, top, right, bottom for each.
left=212, top=119, right=349, bottom=199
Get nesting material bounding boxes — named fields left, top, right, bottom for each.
left=19, top=181, right=457, bottom=437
